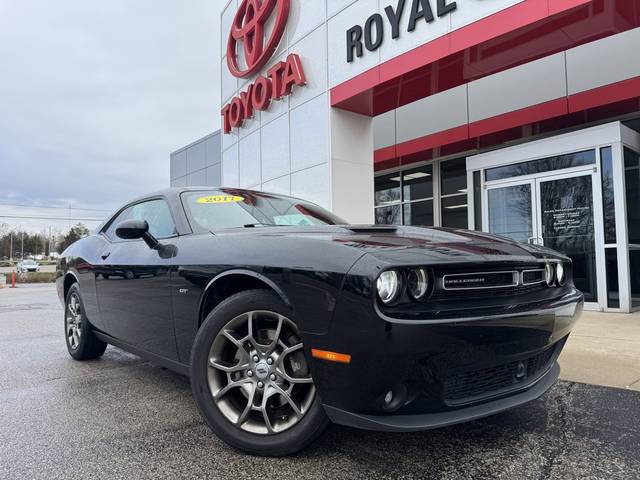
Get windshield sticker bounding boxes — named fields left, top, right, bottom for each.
left=196, top=195, right=244, bottom=204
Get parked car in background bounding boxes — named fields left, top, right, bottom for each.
left=17, top=260, right=40, bottom=273
left=56, top=187, right=583, bottom=456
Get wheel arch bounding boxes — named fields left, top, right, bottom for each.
left=63, top=271, right=80, bottom=300
left=198, top=269, right=292, bottom=326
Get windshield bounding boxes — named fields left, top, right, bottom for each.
left=23, top=260, right=36, bottom=265
left=181, top=190, right=346, bottom=231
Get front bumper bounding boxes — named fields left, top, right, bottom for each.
left=303, top=286, right=583, bottom=432
left=324, top=362, right=560, bottom=432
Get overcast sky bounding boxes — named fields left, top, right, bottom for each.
left=0, top=0, right=224, bottom=233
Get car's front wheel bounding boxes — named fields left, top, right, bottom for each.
left=65, top=284, right=107, bottom=360
left=190, top=289, right=328, bottom=456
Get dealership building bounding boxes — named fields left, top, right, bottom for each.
left=170, top=0, right=640, bottom=313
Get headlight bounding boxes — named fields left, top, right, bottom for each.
left=377, top=270, right=401, bottom=304
left=545, top=263, right=555, bottom=287
left=407, top=268, right=429, bottom=301
left=556, top=263, right=565, bottom=286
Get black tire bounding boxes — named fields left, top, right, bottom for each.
left=64, top=283, right=107, bottom=360
left=190, top=289, right=329, bottom=456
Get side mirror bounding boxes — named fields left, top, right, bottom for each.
left=115, top=220, right=159, bottom=250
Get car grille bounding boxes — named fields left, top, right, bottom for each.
left=431, top=265, right=550, bottom=300
left=523, top=269, right=546, bottom=285
left=443, top=271, right=518, bottom=290
left=441, top=345, right=557, bottom=405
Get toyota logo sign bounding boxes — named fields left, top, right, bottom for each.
left=227, top=0, right=290, bottom=79
left=221, top=0, right=307, bottom=134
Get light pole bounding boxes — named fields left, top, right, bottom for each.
left=9, top=232, right=13, bottom=262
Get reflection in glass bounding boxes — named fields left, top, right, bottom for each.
left=540, top=175, right=597, bottom=302
left=473, top=171, right=482, bottom=231
left=485, top=150, right=595, bottom=181
left=625, top=148, right=640, bottom=244
left=403, top=165, right=433, bottom=201
left=488, top=184, right=532, bottom=243
left=441, top=158, right=468, bottom=229
left=375, top=205, right=401, bottom=225
left=600, top=147, right=616, bottom=244
left=605, top=248, right=620, bottom=309
left=404, top=200, right=434, bottom=226
left=374, top=173, right=401, bottom=207
left=441, top=158, right=467, bottom=196
left=441, top=195, right=468, bottom=229
left=631, top=248, right=640, bottom=309
left=625, top=148, right=640, bottom=309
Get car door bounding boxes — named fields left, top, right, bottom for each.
left=94, top=198, right=179, bottom=360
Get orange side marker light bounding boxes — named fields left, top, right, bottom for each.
left=311, top=349, right=351, bottom=364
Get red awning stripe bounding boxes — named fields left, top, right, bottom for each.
left=374, top=75, right=640, bottom=169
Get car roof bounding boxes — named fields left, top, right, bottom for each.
left=96, top=187, right=303, bottom=232
left=125, top=186, right=275, bottom=203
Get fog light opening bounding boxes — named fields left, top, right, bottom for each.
left=381, top=384, right=408, bottom=413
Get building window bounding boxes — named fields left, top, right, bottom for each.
left=485, top=150, right=595, bottom=182
left=600, top=146, right=619, bottom=308
left=375, top=204, right=401, bottom=224
left=605, top=248, right=620, bottom=309
left=374, top=173, right=401, bottom=207
left=625, top=148, right=640, bottom=244
left=404, top=200, right=434, bottom=226
left=473, top=171, right=482, bottom=231
left=625, top=147, right=640, bottom=308
left=440, top=158, right=468, bottom=229
left=600, top=147, right=616, bottom=244
left=374, top=165, right=434, bottom=225
left=374, top=160, right=470, bottom=228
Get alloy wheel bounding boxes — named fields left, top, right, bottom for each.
left=207, top=310, right=315, bottom=435
left=66, top=293, right=82, bottom=350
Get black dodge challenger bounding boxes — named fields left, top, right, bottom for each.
left=57, top=187, right=583, bottom=456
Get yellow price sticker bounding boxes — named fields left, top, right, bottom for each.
left=196, top=195, right=244, bottom=204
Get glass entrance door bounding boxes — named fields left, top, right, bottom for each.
left=487, top=181, right=536, bottom=244
left=485, top=170, right=601, bottom=306
left=536, top=173, right=597, bottom=302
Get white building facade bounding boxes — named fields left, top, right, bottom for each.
left=174, top=0, right=640, bottom=312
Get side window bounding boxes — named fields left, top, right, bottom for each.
left=130, top=200, right=176, bottom=238
left=104, top=199, right=176, bottom=241
left=104, top=206, right=135, bottom=241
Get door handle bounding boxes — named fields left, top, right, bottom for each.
left=101, top=252, right=111, bottom=260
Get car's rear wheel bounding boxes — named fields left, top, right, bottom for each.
left=65, top=284, right=107, bottom=360
left=190, top=289, right=328, bottom=456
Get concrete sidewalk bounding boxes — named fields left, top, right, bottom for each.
left=559, top=310, right=640, bottom=391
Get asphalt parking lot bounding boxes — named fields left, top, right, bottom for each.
left=1, top=285, right=639, bottom=480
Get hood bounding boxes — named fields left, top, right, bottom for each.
left=215, top=225, right=566, bottom=264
